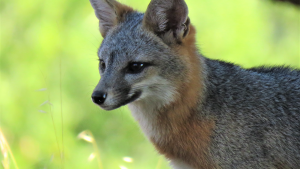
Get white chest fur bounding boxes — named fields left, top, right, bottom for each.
left=128, top=102, right=162, bottom=142
left=128, top=103, right=195, bottom=169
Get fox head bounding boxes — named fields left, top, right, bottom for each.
left=90, top=0, right=201, bottom=111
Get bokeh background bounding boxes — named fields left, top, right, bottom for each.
left=0, top=0, right=299, bottom=168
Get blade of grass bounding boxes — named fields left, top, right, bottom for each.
left=78, top=130, right=103, bottom=169
left=155, top=156, right=163, bottom=169
left=60, top=57, right=64, bottom=168
left=0, top=128, right=19, bottom=169
left=0, top=134, right=9, bottom=169
left=39, top=69, right=63, bottom=167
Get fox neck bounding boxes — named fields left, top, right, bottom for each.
left=128, top=26, right=215, bottom=168
left=128, top=26, right=207, bottom=141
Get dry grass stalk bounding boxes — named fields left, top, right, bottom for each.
left=78, top=130, right=103, bottom=169
left=0, top=128, right=19, bottom=169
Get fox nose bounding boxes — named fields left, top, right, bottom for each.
left=91, top=91, right=107, bottom=105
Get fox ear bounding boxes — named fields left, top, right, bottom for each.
left=89, top=0, right=133, bottom=37
left=143, top=0, right=190, bottom=44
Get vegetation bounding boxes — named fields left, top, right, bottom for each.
left=0, top=0, right=299, bottom=168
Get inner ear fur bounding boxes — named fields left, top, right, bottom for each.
left=89, top=0, right=133, bottom=37
left=143, top=0, right=190, bottom=44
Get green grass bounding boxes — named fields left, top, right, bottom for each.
left=0, top=0, right=299, bottom=168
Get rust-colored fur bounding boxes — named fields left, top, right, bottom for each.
left=151, top=118, right=216, bottom=168
left=150, top=25, right=217, bottom=168
left=113, top=1, right=134, bottom=22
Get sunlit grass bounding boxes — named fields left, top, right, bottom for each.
left=78, top=130, right=165, bottom=169
left=78, top=130, right=103, bottom=169
left=0, top=128, right=19, bottom=169
left=156, top=156, right=164, bottom=169
left=123, top=157, right=133, bottom=163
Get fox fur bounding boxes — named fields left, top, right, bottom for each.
left=89, top=0, right=300, bottom=168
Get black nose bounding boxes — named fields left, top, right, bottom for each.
left=91, top=91, right=107, bottom=105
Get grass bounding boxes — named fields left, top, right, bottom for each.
left=0, top=128, right=164, bottom=169
left=0, top=128, right=19, bottom=169
left=78, top=130, right=103, bottom=169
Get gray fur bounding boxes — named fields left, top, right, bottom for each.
left=203, top=60, right=300, bottom=168
left=89, top=0, right=300, bottom=168
left=95, top=12, right=186, bottom=110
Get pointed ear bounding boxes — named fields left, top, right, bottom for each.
left=89, top=0, right=133, bottom=37
left=143, top=0, right=190, bottom=44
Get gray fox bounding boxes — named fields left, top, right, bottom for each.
left=89, top=0, right=300, bottom=168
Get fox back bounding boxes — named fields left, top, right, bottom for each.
left=89, top=0, right=300, bottom=168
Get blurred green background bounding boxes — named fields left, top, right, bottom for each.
left=0, top=0, right=299, bottom=168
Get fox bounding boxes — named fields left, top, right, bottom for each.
left=88, top=0, right=300, bottom=168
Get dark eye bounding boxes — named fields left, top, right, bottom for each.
left=127, top=62, right=148, bottom=74
left=99, top=60, right=106, bottom=70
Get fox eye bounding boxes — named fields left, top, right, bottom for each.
left=127, top=62, right=148, bottom=74
left=99, top=60, right=106, bottom=70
